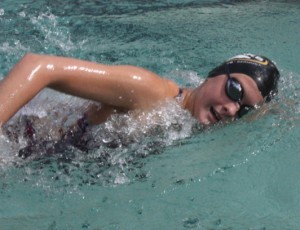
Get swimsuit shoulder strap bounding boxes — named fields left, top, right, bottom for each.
left=175, top=88, right=183, bottom=99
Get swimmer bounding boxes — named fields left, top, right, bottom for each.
left=0, top=53, right=280, bottom=127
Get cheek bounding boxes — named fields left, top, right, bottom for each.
left=250, top=92, right=264, bottom=105
left=195, top=78, right=226, bottom=112
left=203, top=86, right=225, bottom=106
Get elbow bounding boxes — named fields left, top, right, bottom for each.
left=20, top=53, right=43, bottom=64
left=17, top=53, right=42, bottom=68
left=15, top=53, right=52, bottom=85
left=20, top=53, right=53, bottom=72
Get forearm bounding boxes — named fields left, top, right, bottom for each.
left=0, top=53, right=126, bottom=125
left=0, top=53, right=51, bottom=125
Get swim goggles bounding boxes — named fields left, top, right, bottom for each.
left=225, top=71, right=254, bottom=118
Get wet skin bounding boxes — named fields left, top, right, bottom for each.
left=0, top=53, right=263, bottom=126
left=181, top=73, right=264, bottom=125
left=0, top=53, right=179, bottom=125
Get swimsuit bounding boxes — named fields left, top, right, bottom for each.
left=18, top=87, right=185, bottom=158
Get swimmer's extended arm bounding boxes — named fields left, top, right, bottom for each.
left=0, top=53, right=179, bottom=126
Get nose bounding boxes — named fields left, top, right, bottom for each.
left=222, top=101, right=240, bottom=117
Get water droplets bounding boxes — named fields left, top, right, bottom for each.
left=19, top=11, right=26, bottom=18
left=30, top=11, right=76, bottom=53
left=0, top=92, right=197, bottom=187
left=132, top=75, right=142, bottom=81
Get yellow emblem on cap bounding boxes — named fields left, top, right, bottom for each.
left=229, top=54, right=269, bottom=65
left=232, top=58, right=269, bottom=65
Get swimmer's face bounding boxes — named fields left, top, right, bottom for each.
left=191, top=73, right=264, bottom=125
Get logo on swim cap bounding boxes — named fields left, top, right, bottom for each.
left=207, top=53, right=280, bottom=102
left=228, top=54, right=269, bottom=66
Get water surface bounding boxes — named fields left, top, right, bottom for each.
left=0, top=0, right=300, bottom=229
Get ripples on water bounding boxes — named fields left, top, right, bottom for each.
left=0, top=4, right=299, bottom=193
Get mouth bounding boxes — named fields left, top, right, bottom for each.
left=210, top=107, right=221, bottom=122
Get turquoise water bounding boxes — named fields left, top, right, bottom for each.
left=0, top=0, right=300, bottom=229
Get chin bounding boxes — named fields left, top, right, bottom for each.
left=197, top=116, right=211, bottom=125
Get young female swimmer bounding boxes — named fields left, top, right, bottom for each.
left=0, top=53, right=280, bottom=127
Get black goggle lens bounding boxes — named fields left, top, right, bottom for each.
left=225, top=75, right=254, bottom=118
left=225, top=77, right=243, bottom=102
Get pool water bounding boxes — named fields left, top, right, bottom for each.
left=0, top=0, right=300, bottom=229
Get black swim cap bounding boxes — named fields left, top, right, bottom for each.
left=207, top=54, right=280, bottom=102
